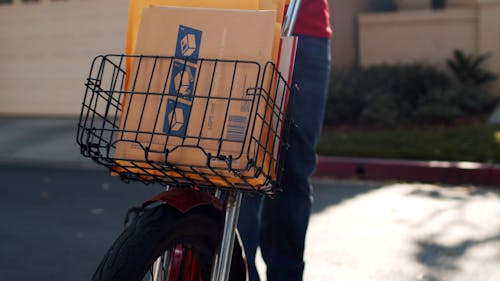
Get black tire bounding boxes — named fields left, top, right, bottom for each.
left=91, top=204, right=226, bottom=281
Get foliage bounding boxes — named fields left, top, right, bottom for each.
left=447, top=49, right=498, bottom=86
left=325, top=62, right=497, bottom=127
left=412, top=88, right=463, bottom=123
left=320, top=51, right=499, bottom=163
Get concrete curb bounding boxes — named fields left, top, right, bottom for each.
left=315, top=156, right=500, bottom=186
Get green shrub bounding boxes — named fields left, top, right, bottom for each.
left=326, top=64, right=452, bottom=126
left=447, top=49, right=498, bottom=86
left=360, top=91, right=399, bottom=125
left=325, top=68, right=367, bottom=125
left=325, top=62, right=497, bottom=127
left=413, top=88, right=463, bottom=123
left=456, top=85, right=496, bottom=114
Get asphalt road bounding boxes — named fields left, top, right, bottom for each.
left=1, top=164, right=500, bottom=281
left=0, top=165, right=161, bottom=281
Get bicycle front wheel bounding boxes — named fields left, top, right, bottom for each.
left=91, top=204, right=225, bottom=281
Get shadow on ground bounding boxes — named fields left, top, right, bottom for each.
left=406, top=186, right=500, bottom=281
left=311, top=178, right=383, bottom=214
left=304, top=180, right=500, bottom=281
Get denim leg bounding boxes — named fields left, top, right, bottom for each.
left=237, top=194, right=263, bottom=281
left=259, top=36, right=331, bottom=281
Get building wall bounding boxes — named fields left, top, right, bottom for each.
left=2, top=0, right=497, bottom=115
left=329, top=0, right=480, bottom=68
left=450, top=0, right=479, bottom=7
left=359, top=0, right=500, bottom=94
left=359, top=9, right=478, bottom=66
left=329, top=0, right=370, bottom=68
left=0, top=0, right=352, bottom=115
left=478, top=0, right=500, bottom=91
left=0, top=0, right=127, bottom=115
left=397, top=0, right=477, bottom=10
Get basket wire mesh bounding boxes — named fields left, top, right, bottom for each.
left=77, top=54, right=293, bottom=193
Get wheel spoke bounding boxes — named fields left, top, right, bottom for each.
left=162, top=251, right=171, bottom=281
left=152, top=256, right=161, bottom=281
left=167, top=244, right=184, bottom=281
left=146, top=250, right=171, bottom=281
left=147, top=244, right=204, bottom=281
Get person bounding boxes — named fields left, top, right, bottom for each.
left=237, top=0, right=332, bottom=280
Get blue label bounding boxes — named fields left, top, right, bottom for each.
left=163, top=100, right=191, bottom=137
left=164, top=25, right=202, bottom=137
left=175, top=25, right=202, bottom=63
left=169, top=61, right=196, bottom=101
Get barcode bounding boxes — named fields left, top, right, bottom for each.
left=226, top=115, right=247, bottom=142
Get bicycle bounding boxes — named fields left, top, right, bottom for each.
left=77, top=2, right=300, bottom=281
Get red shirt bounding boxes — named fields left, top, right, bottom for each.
left=293, top=0, right=332, bottom=38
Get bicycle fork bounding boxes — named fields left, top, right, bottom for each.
left=211, top=191, right=243, bottom=281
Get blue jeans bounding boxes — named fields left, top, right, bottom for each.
left=238, top=35, right=331, bottom=281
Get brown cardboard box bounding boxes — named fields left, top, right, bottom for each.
left=125, top=0, right=285, bottom=72
left=114, top=6, right=279, bottom=189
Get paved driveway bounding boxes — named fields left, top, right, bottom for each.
left=0, top=164, right=499, bottom=281
left=300, top=179, right=500, bottom=281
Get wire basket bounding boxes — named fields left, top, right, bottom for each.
left=77, top=54, right=293, bottom=193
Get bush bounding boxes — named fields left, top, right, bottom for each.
left=360, top=91, right=399, bottom=125
left=325, top=63, right=496, bottom=127
left=456, top=85, right=496, bottom=114
left=325, top=68, right=367, bottom=125
left=413, top=88, right=463, bottom=123
left=447, top=49, right=498, bottom=86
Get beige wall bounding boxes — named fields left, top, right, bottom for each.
left=450, top=0, right=479, bottom=7
left=359, top=9, right=478, bottom=66
left=331, top=0, right=481, bottom=68
left=359, top=0, right=500, bottom=94
left=1, top=0, right=350, bottom=115
left=478, top=0, right=500, bottom=91
left=329, top=0, right=369, bottom=67
left=0, top=0, right=127, bottom=115
left=3, top=0, right=496, bottom=115
left=0, top=0, right=359, bottom=115
left=397, top=0, right=478, bottom=10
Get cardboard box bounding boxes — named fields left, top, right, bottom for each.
left=125, top=0, right=286, bottom=79
left=114, top=6, right=280, bottom=188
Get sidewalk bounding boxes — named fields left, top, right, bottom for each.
left=0, top=115, right=499, bottom=186
left=0, top=115, right=96, bottom=169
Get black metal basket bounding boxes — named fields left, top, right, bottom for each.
left=77, top=54, right=293, bottom=193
